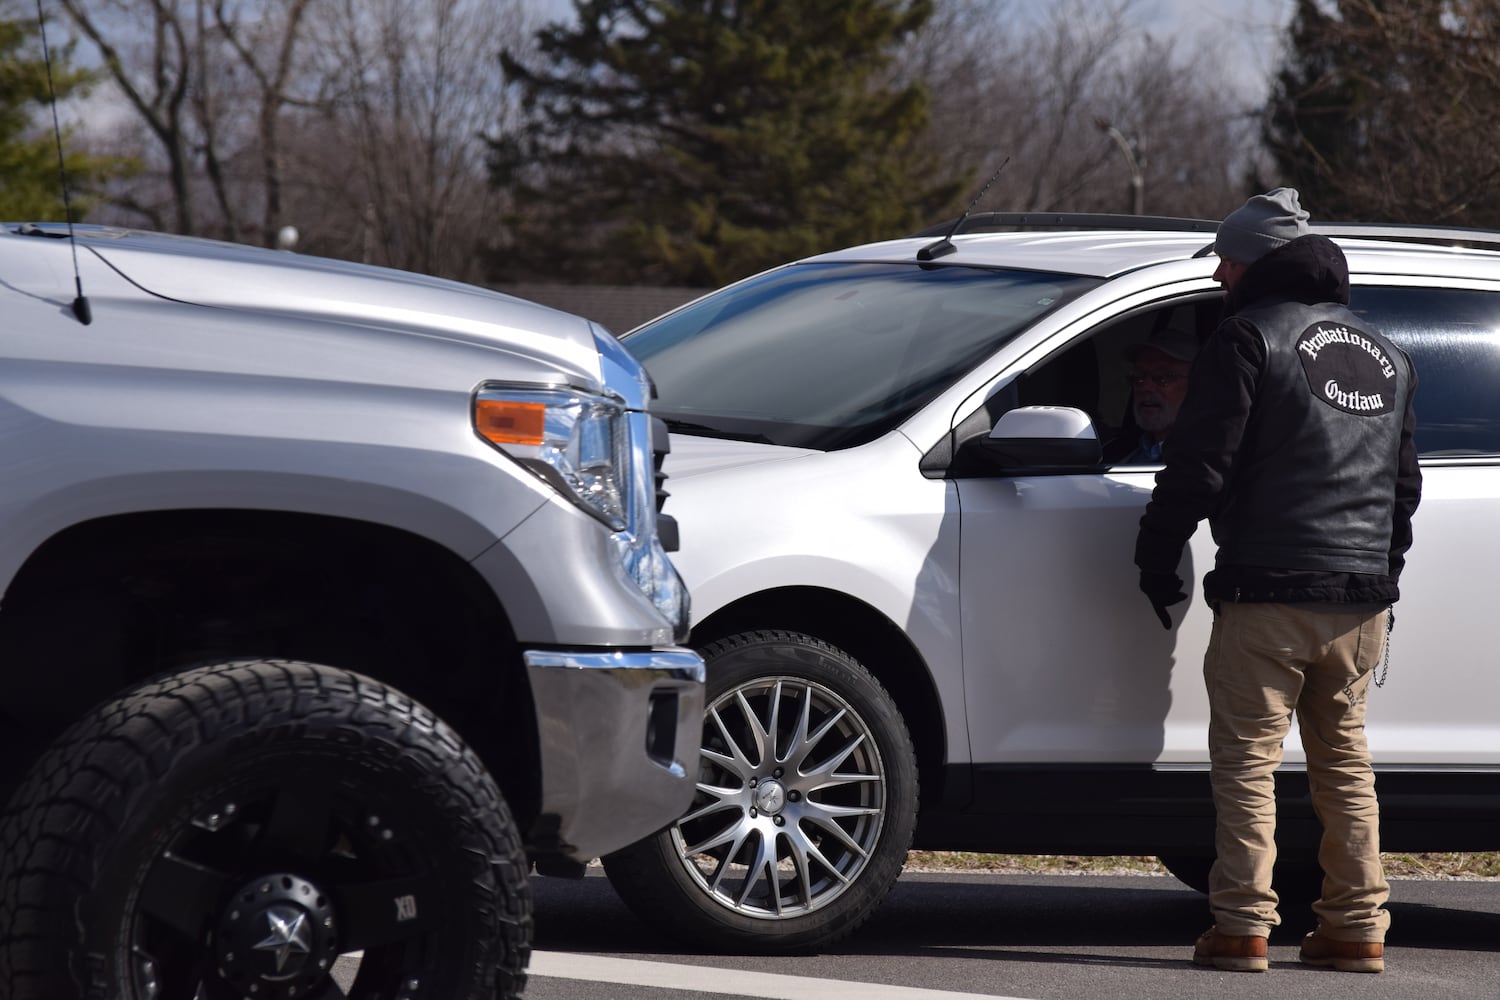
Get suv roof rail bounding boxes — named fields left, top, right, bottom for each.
left=910, top=213, right=1500, bottom=253
left=1310, top=222, right=1500, bottom=252
left=909, top=212, right=1219, bottom=239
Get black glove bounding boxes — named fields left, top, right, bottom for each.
left=1139, top=570, right=1187, bottom=630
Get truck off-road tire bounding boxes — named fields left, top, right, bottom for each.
left=0, top=660, right=532, bottom=1000
left=604, top=630, right=917, bottom=952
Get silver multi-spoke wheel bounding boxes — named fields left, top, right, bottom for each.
left=673, top=674, right=886, bottom=919
left=604, top=630, right=917, bottom=951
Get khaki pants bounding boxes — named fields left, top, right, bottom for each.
left=1204, top=602, right=1391, bottom=941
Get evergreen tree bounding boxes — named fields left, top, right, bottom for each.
left=1262, top=0, right=1500, bottom=225
left=0, top=16, right=119, bottom=221
left=488, top=0, right=964, bottom=287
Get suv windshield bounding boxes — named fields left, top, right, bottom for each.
left=624, top=262, right=1099, bottom=450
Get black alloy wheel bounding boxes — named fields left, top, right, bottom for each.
left=0, top=660, right=531, bottom=1000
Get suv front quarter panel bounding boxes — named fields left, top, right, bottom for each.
left=665, top=430, right=966, bottom=756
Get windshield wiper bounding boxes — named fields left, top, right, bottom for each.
left=661, top=417, right=775, bottom=445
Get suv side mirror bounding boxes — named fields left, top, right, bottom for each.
left=982, top=406, right=1102, bottom=467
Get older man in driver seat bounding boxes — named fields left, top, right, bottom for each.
left=1105, top=325, right=1200, bottom=464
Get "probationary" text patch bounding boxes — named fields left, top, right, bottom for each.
left=1295, top=322, right=1397, bottom=416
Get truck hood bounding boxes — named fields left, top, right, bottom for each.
left=73, top=226, right=605, bottom=386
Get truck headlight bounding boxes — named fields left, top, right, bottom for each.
left=475, top=380, right=690, bottom=641
left=474, top=387, right=629, bottom=530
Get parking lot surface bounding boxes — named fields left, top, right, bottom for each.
left=525, top=868, right=1500, bottom=1000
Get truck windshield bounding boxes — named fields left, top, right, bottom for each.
left=624, top=261, right=1098, bottom=450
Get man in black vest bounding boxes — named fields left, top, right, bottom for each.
left=1135, top=188, right=1421, bottom=973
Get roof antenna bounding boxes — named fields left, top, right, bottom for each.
left=917, top=155, right=1011, bottom=262
left=35, top=0, right=92, bottom=325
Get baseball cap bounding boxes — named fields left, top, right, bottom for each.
left=1125, top=325, right=1199, bottom=364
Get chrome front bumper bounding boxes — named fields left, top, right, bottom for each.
left=523, top=647, right=705, bottom=861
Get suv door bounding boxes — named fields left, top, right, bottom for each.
left=950, top=280, right=1500, bottom=817
left=949, top=294, right=1224, bottom=784
left=1344, top=284, right=1500, bottom=767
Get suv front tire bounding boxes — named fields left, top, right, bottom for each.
left=604, top=630, right=917, bottom=951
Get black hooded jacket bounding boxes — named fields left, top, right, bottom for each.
left=1134, top=235, right=1422, bottom=604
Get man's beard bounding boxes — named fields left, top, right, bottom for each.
left=1134, top=403, right=1175, bottom=435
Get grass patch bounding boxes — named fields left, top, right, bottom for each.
left=904, top=853, right=1166, bottom=875
left=905, top=851, right=1500, bottom=878
left=1381, top=852, right=1500, bottom=879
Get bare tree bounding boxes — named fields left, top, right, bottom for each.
left=60, top=0, right=316, bottom=242
left=1092, top=27, right=1254, bottom=218
left=61, top=0, right=533, bottom=278
left=896, top=0, right=1253, bottom=221
left=54, top=0, right=1254, bottom=279
left=291, top=0, right=531, bottom=281
left=210, top=0, right=317, bottom=241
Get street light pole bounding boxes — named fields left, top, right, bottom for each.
left=1094, top=117, right=1144, bottom=215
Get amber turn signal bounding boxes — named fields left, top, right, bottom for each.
left=476, top=398, right=547, bottom=446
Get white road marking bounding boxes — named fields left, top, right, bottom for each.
left=528, top=950, right=1038, bottom=999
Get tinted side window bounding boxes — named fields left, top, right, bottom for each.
left=1349, top=287, right=1500, bottom=457
left=1010, top=297, right=1220, bottom=459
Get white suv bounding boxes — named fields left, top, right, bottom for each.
left=601, top=214, right=1500, bottom=951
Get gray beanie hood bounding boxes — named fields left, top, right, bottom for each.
left=1214, top=187, right=1310, bottom=263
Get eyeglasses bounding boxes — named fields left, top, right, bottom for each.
left=1125, top=372, right=1187, bottom=389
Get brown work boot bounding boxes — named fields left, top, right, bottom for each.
left=1299, top=928, right=1385, bottom=972
left=1192, top=926, right=1268, bottom=972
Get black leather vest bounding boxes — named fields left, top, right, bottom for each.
left=1210, top=300, right=1413, bottom=575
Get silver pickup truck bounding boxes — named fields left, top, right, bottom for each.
left=0, top=223, right=703, bottom=1000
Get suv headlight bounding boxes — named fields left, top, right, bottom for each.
left=474, top=387, right=630, bottom=530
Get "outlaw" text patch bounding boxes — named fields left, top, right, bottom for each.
left=1295, top=322, right=1397, bottom=416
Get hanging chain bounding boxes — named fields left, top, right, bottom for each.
left=1374, top=608, right=1394, bottom=688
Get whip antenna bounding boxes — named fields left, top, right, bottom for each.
left=35, top=0, right=92, bottom=325
left=917, top=155, right=1011, bottom=262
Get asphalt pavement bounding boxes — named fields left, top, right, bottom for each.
left=523, top=867, right=1500, bottom=1000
